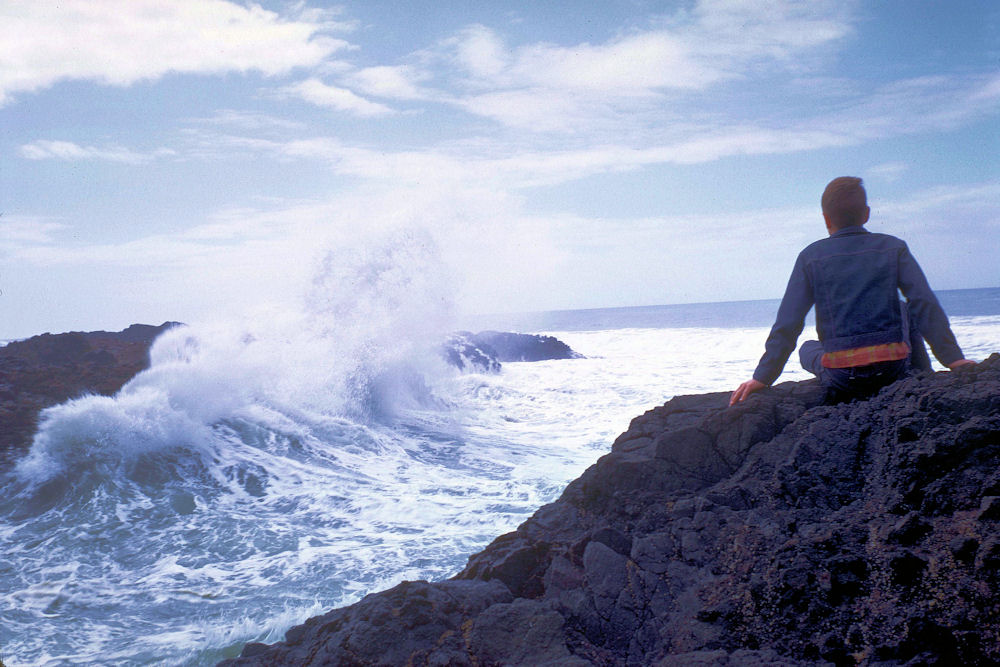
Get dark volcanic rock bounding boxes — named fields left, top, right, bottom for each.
left=442, top=332, right=503, bottom=373
left=443, top=330, right=582, bottom=373
left=222, top=356, right=1000, bottom=666
left=0, top=322, right=178, bottom=463
left=470, top=330, right=582, bottom=363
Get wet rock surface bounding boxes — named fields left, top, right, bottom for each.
left=467, top=331, right=583, bottom=363
left=443, top=331, right=582, bottom=373
left=0, top=323, right=178, bottom=464
left=223, top=355, right=1000, bottom=665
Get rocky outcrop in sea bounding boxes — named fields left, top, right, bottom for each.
left=0, top=323, right=178, bottom=465
left=443, top=331, right=583, bottom=373
left=222, top=356, right=1000, bottom=665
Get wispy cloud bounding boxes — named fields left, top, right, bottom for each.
left=865, top=162, right=909, bottom=183
left=348, top=66, right=429, bottom=101
left=365, top=1, right=854, bottom=134
left=278, top=78, right=395, bottom=116
left=678, top=0, right=852, bottom=69
left=877, top=181, right=1000, bottom=228
left=973, top=73, right=1000, bottom=101
left=874, top=181, right=1000, bottom=288
left=0, top=215, right=68, bottom=247
left=183, top=110, right=307, bottom=132
left=20, top=140, right=175, bottom=164
left=450, top=25, right=713, bottom=92
left=17, top=2, right=996, bottom=190
left=824, top=75, right=1000, bottom=139
left=0, top=0, right=350, bottom=106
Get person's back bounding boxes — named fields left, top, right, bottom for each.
left=730, top=177, right=974, bottom=406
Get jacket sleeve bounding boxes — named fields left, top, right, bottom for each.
left=898, top=243, right=964, bottom=366
left=753, top=252, right=814, bottom=385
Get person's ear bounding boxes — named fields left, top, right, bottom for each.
left=861, top=205, right=871, bottom=224
left=823, top=211, right=835, bottom=235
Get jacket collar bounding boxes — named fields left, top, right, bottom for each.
left=830, top=224, right=869, bottom=238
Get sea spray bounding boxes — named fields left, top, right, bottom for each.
left=18, top=227, right=457, bottom=477
left=0, top=228, right=484, bottom=665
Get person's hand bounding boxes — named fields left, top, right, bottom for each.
left=730, top=379, right=766, bottom=406
left=947, top=359, right=976, bottom=370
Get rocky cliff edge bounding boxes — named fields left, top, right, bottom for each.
left=0, top=323, right=179, bottom=465
left=223, top=355, right=1000, bottom=666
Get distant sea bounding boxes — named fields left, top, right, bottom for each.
left=1, top=287, right=996, bottom=665
left=473, top=286, right=1000, bottom=331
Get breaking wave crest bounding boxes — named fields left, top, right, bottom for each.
left=15, top=228, right=458, bottom=486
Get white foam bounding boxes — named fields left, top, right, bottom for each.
left=16, top=228, right=458, bottom=483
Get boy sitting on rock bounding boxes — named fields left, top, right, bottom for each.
left=731, top=176, right=974, bottom=405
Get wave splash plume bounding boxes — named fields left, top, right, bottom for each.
left=0, top=228, right=540, bottom=665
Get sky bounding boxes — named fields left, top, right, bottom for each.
left=1, top=0, right=998, bottom=340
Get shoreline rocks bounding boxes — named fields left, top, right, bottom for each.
left=443, top=330, right=583, bottom=373
left=466, top=330, right=583, bottom=363
left=0, top=322, right=179, bottom=464
left=222, top=356, right=1000, bottom=665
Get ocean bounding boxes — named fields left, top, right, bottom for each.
left=1, top=287, right=998, bottom=666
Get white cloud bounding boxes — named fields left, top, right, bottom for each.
left=456, top=89, right=632, bottom=133
left=0, top=0, right=349, bottom=106
left=184, top=110, right=307, bottom=132
left=280, top=78, right=395, bottom=116
left=251, top=126, right=843, bottom=188
left=284, top=2, right=359, bottom=33
left=973, top=73, right=1000, bottom=100
left=446, top=24, right=709, bottom=93
left=510, top=30, right=711, bottom=92
left=387, top=1, right=854, bottom=133
left=20, top=140, right=175, bottom=164
left=684, top=0, right=851, bottom=66
left=865, top=162, right=909, bottom=183
left=177, top=128, right=287, bottom=160
left=348, top=66, right=428, bottom=100
left=873, top=181, right=1000, bottom=290
left=836, top=75, right=1000, bottom=137
left=168, top=63, right=1000, bottom=190
left=877, top=181, right=1000, bottom=227
left=0, top=216, right=68, bottom=246
left=451, top=25, right=509, bottom=80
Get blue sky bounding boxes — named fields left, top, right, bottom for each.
left=1, top=0, right=998, bottom=339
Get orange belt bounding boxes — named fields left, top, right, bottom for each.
left=821, top=341, right=911, bottom=369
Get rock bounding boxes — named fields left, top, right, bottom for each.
left=221, top=579, right=514, bottom=666
left=468, top=330, right=583, bottom=362
left=223, top=355, right=1000, bottom=665
left=441, top=332, right=502, bottom=373
left=0, top=322, right=179, bottom=464
left=442, top=330, right=582, bottom=373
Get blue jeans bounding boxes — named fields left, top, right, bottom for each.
left=799, top=340, right=907, bottom=400
left=798, top=302, right=931, bottom=400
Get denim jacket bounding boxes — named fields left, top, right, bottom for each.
left=753, top=225, right=964, bottom=385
